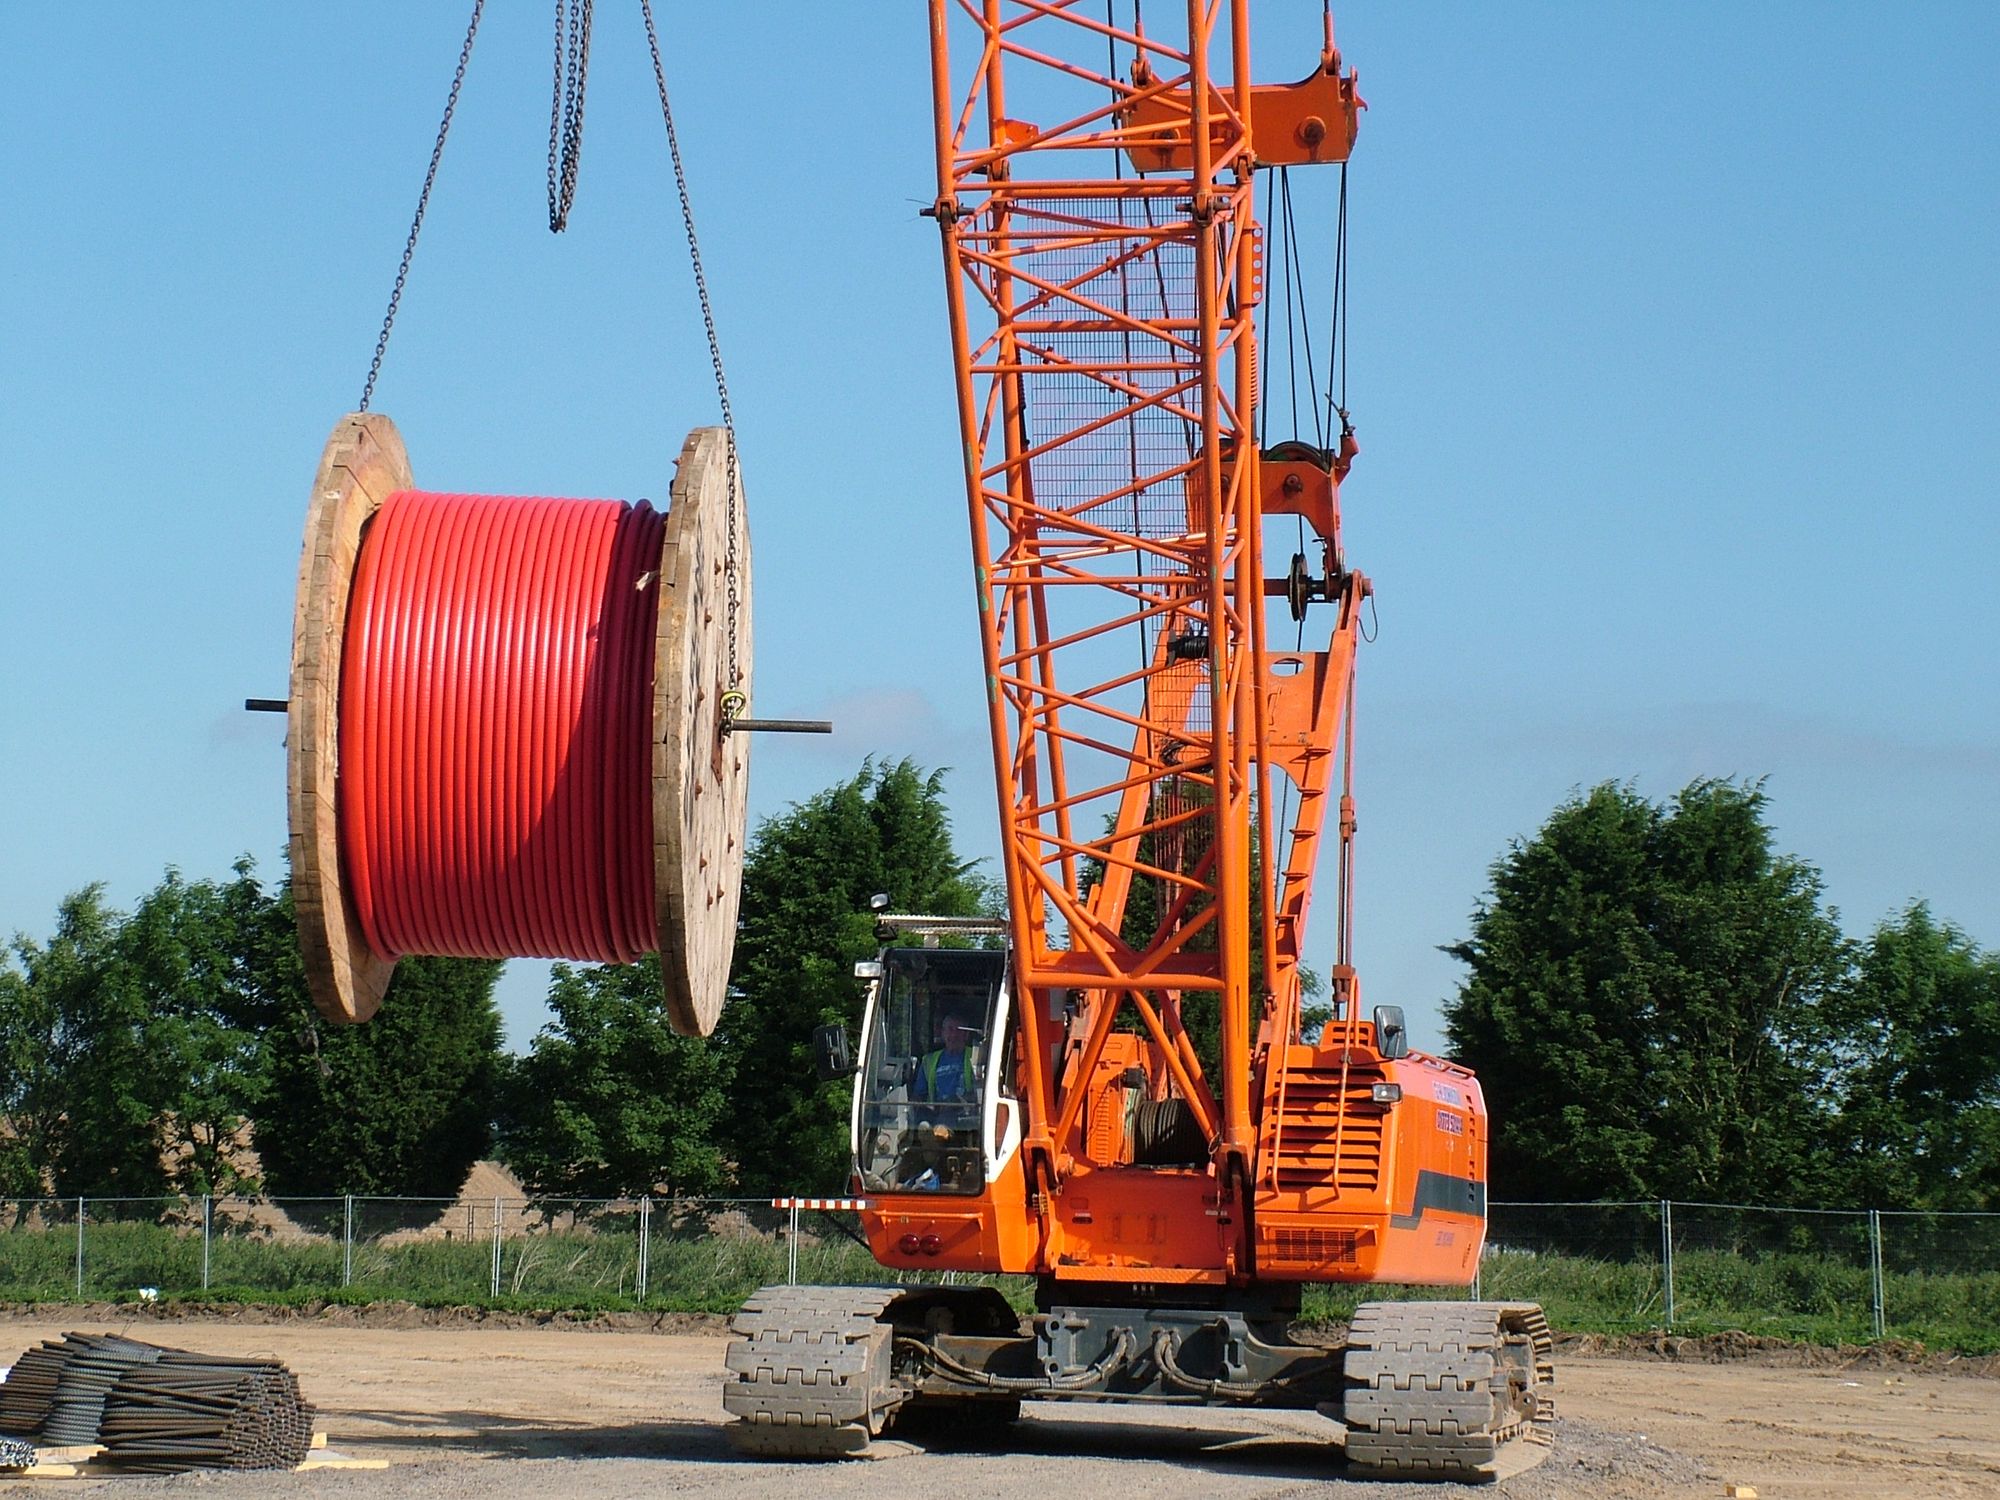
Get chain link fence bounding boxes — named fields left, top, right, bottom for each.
left=0, top=1195, right=959, bottom=1311
left=1478, top=1201, right=2000, bottom=1346
left=0, top=1196, right=1991, bottom=1345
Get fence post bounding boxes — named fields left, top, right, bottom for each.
left=1660, top=1200, right=1675, bottom=1328
left=636, top=1197, right=651, bottom=1302
left=490, top=1197, right=503, bottom=1299
left=74, top=1196, right=85, bottom=1299
left=1869, top=1209, right=1886, bottom=1340
left=787, top=1201, right=801, bottom=1286
left=342, top=1196, right=354, bottom=1288
left=201, top=1195, right=212, bottom=1291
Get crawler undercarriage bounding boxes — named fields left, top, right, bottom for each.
left=722, top=1283, right=1555, bottom=1483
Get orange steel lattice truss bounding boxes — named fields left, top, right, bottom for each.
left=911, top=0, right=1483, bottom=1289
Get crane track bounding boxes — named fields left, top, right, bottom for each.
left=721, top=1285, right=1558, bottom=1478
left=720, top=1285, right=907, bottom=1457
left=1338, top=1301, right=1556, bottom=1482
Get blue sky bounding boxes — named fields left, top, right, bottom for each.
left=2, top=3, right=1994, bottom=1054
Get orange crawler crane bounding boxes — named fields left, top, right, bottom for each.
left=722, top=2, right=1554, bottom=1479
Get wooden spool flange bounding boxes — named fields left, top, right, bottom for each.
left=656, top=426, right=752, bottom=1037
left=286, top=414, right=751, bottom=1034
left=288, top=414, right=407, bottom=1025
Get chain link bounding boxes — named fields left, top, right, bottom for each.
left=358, top=0, right=485, bottom=414
left=357, top=0, right=741, bottom=706
left=547, top=0, right=593, bottom=233
left=640, top=0, right=743, bottom=707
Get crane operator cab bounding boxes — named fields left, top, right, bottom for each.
left=846, top=946, right=1015, bottom=1196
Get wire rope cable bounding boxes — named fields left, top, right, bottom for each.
left=1325, top=161, right=1350, bottom=440
left=1279, top=168, right=1325, bottom=447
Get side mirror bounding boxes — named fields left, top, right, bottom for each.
left=1372, top=1004, right=1410, bottom=1061
left=812, top=1024, right=854, bottom=1081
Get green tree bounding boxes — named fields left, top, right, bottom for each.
left=1, top=869, right=275, bottom=1200
left=714, top=759, right=990, bottom=1193
left=3, top=865, right=508, bottom=1208
left=497, top=958, right=731, bottom=1200
left=251, top=887, right=505, bottom=1202
left=111, top=863, right=274, bottom=1196
left=1444, top=779, right=1848, bottom=1203
left=0, top=960, right=48, bottom=1199
left=0, top=886, right=118, bottom=1199
left=1828, top=904, right=2000, bottom=1210
left=37, top=884, right=174, bottom=1199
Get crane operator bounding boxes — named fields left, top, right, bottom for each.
left=915, top=1003, right=982, bottom=1103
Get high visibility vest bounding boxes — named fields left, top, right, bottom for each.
left=922, top=1044, right=981, bottom=1101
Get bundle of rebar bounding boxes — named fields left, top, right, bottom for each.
left=0, top=1333, right=165, bottom=1444
left=0, top=1334, right=77, bottom=1435
left=97, top=1352, right=315, bottom=1473
left=0, top=1334, right=316, bottom=1472
left=42, top=1335, right=166, bottom=1445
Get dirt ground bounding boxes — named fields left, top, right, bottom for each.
left=0, top=1310, right=1995, bottom=1499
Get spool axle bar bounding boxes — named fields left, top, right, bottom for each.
left=724, top=718, right=832, bottom=734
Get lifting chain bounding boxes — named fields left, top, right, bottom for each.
left=355, top=0, right=744, bottom=712
left=641, top=0, right=744, bottom=709
left=357, top=0, right=485, bottom=414
left=547, top=0, right=593, bottom=232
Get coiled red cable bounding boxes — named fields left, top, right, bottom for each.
left=338, top=490, right=663, bottom=963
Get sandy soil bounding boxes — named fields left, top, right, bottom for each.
left=0, top=1312, right=1995, bottom=1499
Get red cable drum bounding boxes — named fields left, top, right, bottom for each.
left=338, top=490, right=664, bottom=964
left=287, top=414, right=751, bottom=1033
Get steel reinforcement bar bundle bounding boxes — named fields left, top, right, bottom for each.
left=0, top=1333, right=158, bottom=1444
left=0, top=1333, right=315, bottom=1472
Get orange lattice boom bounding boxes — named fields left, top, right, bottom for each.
left=927, top=0, right=1367, bottom=1207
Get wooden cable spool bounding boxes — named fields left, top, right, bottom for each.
left=286, top=413, right=749, bottom=1034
